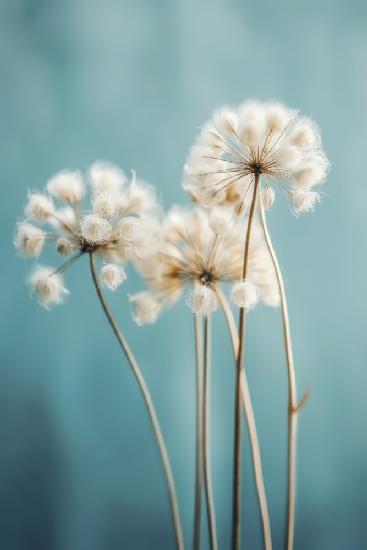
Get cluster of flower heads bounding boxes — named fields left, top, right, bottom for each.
left=15, top=100, right=329, bottom=319
left=184, top=100, right=329, bottom=214
left=15, top=161, right=158, bottom=308
left=130, top=206, right=279, bottom=324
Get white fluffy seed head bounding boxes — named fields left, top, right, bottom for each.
left=89, top=161, right=126, bottom=194
left=130, top=291, right=161, bottom=325
left=25, top=193, right=54, bottom=222
left=28, top=266, right=68, bottom=308
left=100, top=264, right=126, bottom=291
left=185, top=285, right=217, bottom=316
left=261, top=187, right=275, bottom=210
left=80, top=214, right=112, bottom=244
left=47, top=171, right=85, bottom=203
left=208, top=207, right=235, bottom=234
left=231, top=281, right=258, bottom=310
left=56, top=237, right=73, bottom=256
left=292, top=190, right=321, bottom=214
left=15, top=222, right=46, bottom=257
left=92, top=192, right=118, bottom=218
left=275, top=145, right=302, bottom=169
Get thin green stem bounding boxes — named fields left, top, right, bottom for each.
left=89, top=253, right=185, bottom=550
left=216, top=288, right=272, bottom=550
left=193, top=314, right=204, bottom=550
left=258, top=194, right=298, bottom=550
left=203, top=314, right=218, bottom=550
left=232, top=173, right=260, bottom=550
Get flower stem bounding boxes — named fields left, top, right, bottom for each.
left=193, top=314, right=204, bottom=550
left=203, top=314, right=218, bottom=550
left=258, top=195, right=298, bottom=550
left=216, top=288, right=272, bottom=550
left=232, top=173, right=260, bottom=550
left=89, top=252, right=185, bottom=550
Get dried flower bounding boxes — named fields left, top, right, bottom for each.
left=131, top=207, right=279, bottom=323
left=184, top=101, right=329, bottom=214
left=16, top=162, right=158, bottom=306
left=15, top=222, right=46, bottom=257
left=231, top=280, right=258, bottom=309
left=28, top=266, right=68, bottom=309
left=47, top=171, right=85, bottom=204
left=129, top=292, right=161, bottom=325
left=25, top=193, right=54, bottom=222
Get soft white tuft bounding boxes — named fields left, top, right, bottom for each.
left=89, top=161, right=126, bottom=194
left=292, top=190, right=321, bottom=214
left=275, top=145, right=302, bottom=169
left=185, top=285, right=217, bottom=316
left=25, top=193, right=54, bottom=222
left=56, top=237, right=73, bottom=256
left=266, top=103, right=294, bottom=132
left=231, top=280, right=258, bottom=310
left=130, top=291, right=161, bottom=325
left=92, top=192, right=118, bottom=218
left=47, top=171, right=85, bottom=203
left=28, top=266, right=68, bottom=308
left=101, top=264, right=126, bottom=291
left=209, top=206, right=235, bottom=234
left=15, top=222, right=46, bottom=257
left=80, top=214, right=112, bottom=244
left=261, top=187, right=275, bottom=210
left=290, top=119, right=318, bottom=147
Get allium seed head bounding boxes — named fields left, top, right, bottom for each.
left=184, top=100, right=329, bottom=214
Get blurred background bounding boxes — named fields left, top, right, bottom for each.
left=1, top=0, right=366, bottom=548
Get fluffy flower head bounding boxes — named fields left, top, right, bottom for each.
left=131, top=207, right=279, bottom=323
left=184, top=101, right=329, bottom=214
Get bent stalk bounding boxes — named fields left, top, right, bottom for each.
left=89, top=252, right=185, bottom=550
left=217, top=288, right=272, bottom=550
left=258, top=195, right=298, bottom=550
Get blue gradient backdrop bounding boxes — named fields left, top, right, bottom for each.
left=1, top=0, right=366, bottom=548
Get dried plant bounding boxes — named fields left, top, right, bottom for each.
left=15, top=99, right=329, bottom=550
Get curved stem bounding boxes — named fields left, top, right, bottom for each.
left=193, top=314, right=204, bottom=550
left=232, top=173, right=260, bottom=550
left=216, top=288, right=272, bottom=550
left=203, top=314, right=218, bottom=550
left=89, top=253, right=185, bottom=550
left=258, top=196, right=298, bottom=550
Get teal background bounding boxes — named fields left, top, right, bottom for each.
left=1, top=0, right=366, bottom=548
